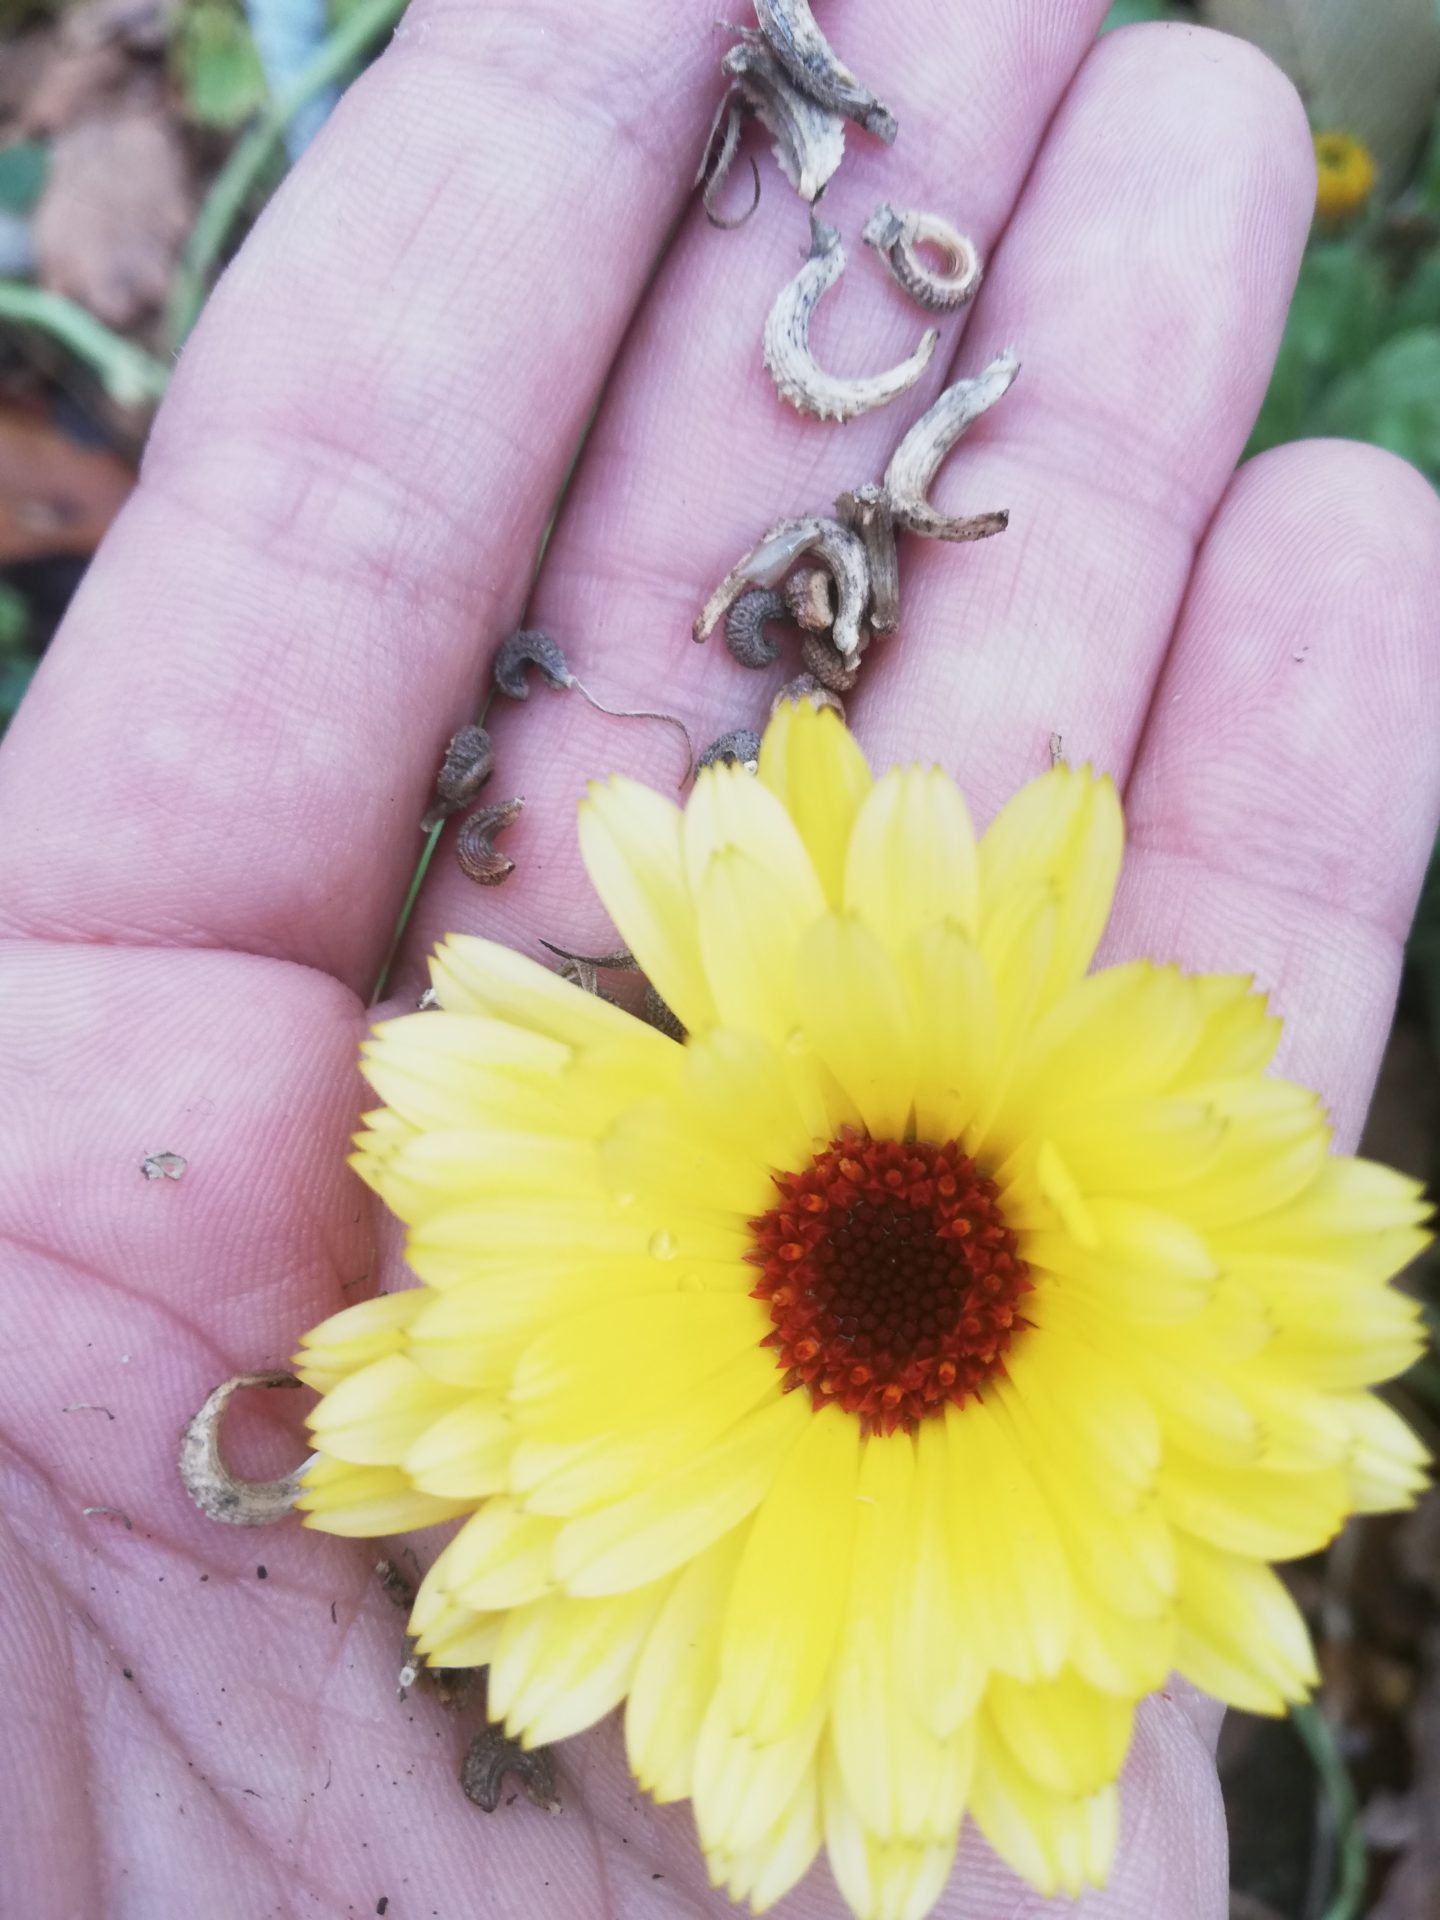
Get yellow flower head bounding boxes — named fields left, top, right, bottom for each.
left=1313, top=130, right=1377, bottom=222
left=296, top=701, right=1430, bottom=1920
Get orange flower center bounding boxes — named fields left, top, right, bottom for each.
left=748, top=1132, right=1031, bottom=1434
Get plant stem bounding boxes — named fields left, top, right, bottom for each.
left=165, top=0, right=407, bottom=349
left=0, top=282, right=170, bottom=406
left=1291, top=1700, right=1367, bottom=1920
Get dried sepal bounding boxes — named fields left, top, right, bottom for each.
left=493, top=630, right=574, bottom=701
left=772, top=672, right=846, bottom=719
left=462, top=1727, right=561, bottom=1815
left=694, top=513, right=870, bottom=657
left=456, top=796, right=524, bottom=886
left=695, top=92, right=761, bottom=229
left=178, top=1372, right=312, bottom=1527
left=801, top=630, right=860, bottom=693
left=884, top=349, right=1019, bottom=541
left=724, top=588, right=787, bottom=669
left=784, top=566, right=835, bottom=633
left=720, top=34, right=845, bottom=202
left=697, top=728, right=763, bottom=773
left=835, top=482, right=900, bottom=634
left=421, top=724, right=494, bottom=832
left=763, top=217, right=939, bottom=422
left=752, top=0, right=897, bottom=143
left=863, top=204, right=983, bottom=313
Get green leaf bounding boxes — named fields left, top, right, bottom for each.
left=1200, top=0, right=1440, bottom=188
left=1245, top=239, right=1389, bottom=456
left=0, top=581, right=30, bottom=656
left=1314, top=326, right=1440, bottom=476
left=0, top=140, right=48, bottom=214
left=1100, top=0, right=1178, bottom=29
left=173, top=0, right=269, bottom=130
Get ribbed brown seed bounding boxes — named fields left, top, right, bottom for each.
left=456, top=797, right=523, bottom=885
left=725, top=588, right=787, bottom=668
left=719, top=34, right=845, bottom=202
left=493, top=629, right=574, bottom=701
left=784, top=567, right=835, bottom=633
left=421, top=724, right=494, bottom=831
left=836, top=483, right=900, bottom=635
left=801, top=631, right=860, bottom=693
left=697, top=728, right=763, bottom=773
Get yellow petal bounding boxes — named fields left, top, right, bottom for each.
left=1159, top=1454, right=1349, bottom=1560
left=1172, top=1532, right=1317, bottom=1713
left=627, top=1528, right=746, bottom=1803
left=900, top=922, right=998, bottom=1144
left=488, top=1580, right=672, bottom=1747
left=684, top=758, right=827, bottom=919
left=822, top=1737, right=960, bottom=1920
left=708, top=1765, right=822, bottom=1914
left=720, top=1402, right=860, bottom=1742
left=696, top=848, right=815, bottom=1044
left=695, top=1693, right=825, bottom=1857
left=977, top=762, right=1122, bottom=1016
left=403, top=1398, right=515, bottom=1498
left=986, top=1667, right=1135, bottom=1797
left=794, top=914, right=916, bottom=1140
left=552, top=1390, right=806, bottom=1596
left=601, top=1095, right=773, bottom=1217
left=577, top=775, right=718, bottom=1032
left=903, top=1416, right=986, bottom=1736
left=944, top=1398, right=1072, bottom=1682
left=970, top=1710, right=1118, bottom=1900
left=444, top=1500, right=558, bottom=1610
left=292, top=1289, right=422, bottom=1393
left=1338, top=1391, right=1430, bottom=1512
left=306, top=1354, right=467, bottom=1466
left=757, top=697, right=872, bottom=905
left=296, top=1455, right=467, bottom=1536
left=844, top=764, right=979, bottom=946
left=429, top=933, right=677, bottom=1057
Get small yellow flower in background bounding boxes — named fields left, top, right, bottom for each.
left=295, top=700, right=1430, bottom=1920
left=1314, top=130, right=1377, bottom=222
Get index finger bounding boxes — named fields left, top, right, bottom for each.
left=0, top=0, right=724, bottom=991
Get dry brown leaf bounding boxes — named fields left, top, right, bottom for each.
left=0, top=407, right=134, bottom=564
left=15, top=0, right=172, bottom=137
left=32, top=105, right=192, bottom=327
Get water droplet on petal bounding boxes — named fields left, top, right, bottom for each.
left=649, top=1230, right=678, bottom=1261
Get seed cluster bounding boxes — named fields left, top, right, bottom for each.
left=749, top=1132, right=1030, bottom=1434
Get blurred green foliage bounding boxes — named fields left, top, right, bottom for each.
left=171, top=0, right=270, bottom=131
left=0, top=582, right=34, bottom=728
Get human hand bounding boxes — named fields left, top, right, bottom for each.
left=2, top=3, right=1438, bottom=1916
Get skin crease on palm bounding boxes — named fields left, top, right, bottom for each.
left=2, top=0, right=1440, bottom=1911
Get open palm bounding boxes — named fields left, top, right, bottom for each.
left=3, top=3, right=1438, bottom=1916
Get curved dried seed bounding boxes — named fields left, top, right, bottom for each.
left=696, top=93, right=761, bottom=228
left=456, top=796, right=524, bottom=885
left=763, top=218, right=939, bottom=422
left=421, top=724, right=495, bottom=832
left=801, top=630, right=861, bottom=693
left=462, top=1727, right=561, bottom=1815
left=884, top=349, right=1020, bottom=541
left=835, top=483, right=900, bottom=634
left=772, top=672, right=846, bottom=719
left=784, top=566, right=835, bottom=633
left=724, top=588, right=787, bottom=669
left=694, top=513, right=870, bottom=657
left=179, top=1372, right=312, bottom=1527
left=697, top=728, right=763, bottom=773
left=721, top=35, right=845, bottom=202
left=753, top=0, right=897, bottom=143
left=493, top=630, right=574, bottom=701
left=863, top=204, right=983, bottom=313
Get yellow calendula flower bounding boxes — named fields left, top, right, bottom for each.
left=296, top=700, right=1430, bottom=1919
left=1313, top=130, right=1377, bottom=222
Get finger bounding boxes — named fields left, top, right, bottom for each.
left=0, top=0, right=729, bottom=991
left=400, top=0, right=1115, bottom=978
left=856, top=22, right=1315, bottom=806
left=1106, top=439, right=1440, bottom=1150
